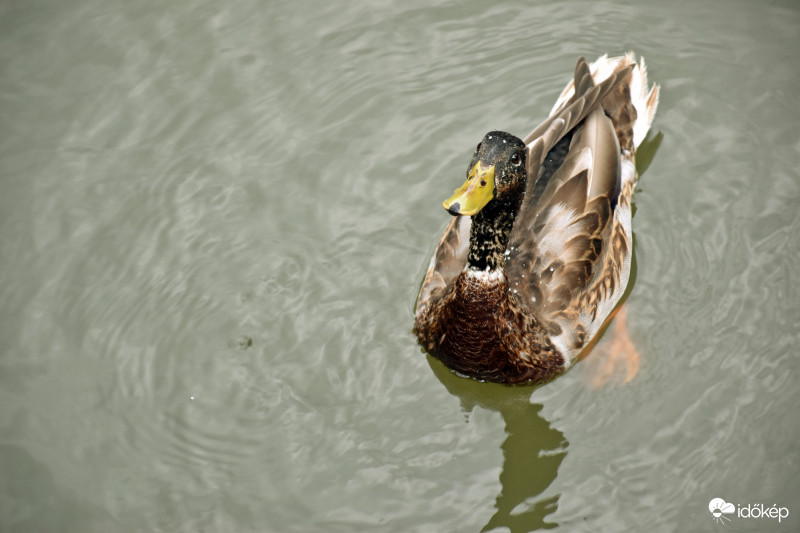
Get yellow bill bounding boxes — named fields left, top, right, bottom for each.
left=442, top=162, right=495, bottom=216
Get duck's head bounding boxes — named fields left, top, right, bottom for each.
left=443, top=131, right=527, bottom=217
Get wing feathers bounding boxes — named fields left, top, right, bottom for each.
left=507, top=58, right=635, bottom=322
left=572, top=56, right=596, bottom=100
left=570, top=106, right=621, bottom=202
left=415, top=215, right=470, bottom=316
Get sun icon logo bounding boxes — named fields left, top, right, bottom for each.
left=709, top=498, right=735, bottom=524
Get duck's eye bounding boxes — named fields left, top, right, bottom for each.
left=510, top=153, right=521, bottom=166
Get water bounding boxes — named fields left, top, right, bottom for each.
left=1, top=0, right=799, bottom=531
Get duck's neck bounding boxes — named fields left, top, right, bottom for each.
left=467, top=200, right=519, bottom=271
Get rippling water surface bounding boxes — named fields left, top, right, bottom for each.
left=2, top=0, right=799, bottom=531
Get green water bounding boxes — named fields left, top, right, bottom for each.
left=1, top=0, right=799, bottom=531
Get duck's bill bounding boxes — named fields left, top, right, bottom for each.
left=442, top=162, right=495, bottom=216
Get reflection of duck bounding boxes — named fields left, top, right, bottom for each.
left=427, top=357, right=567, bottom=531
left=414, top=54, right=659, bottom=384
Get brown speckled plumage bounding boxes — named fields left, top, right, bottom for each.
left=413, top=54, right=660, bottom=384
left=415, top=271, right=564, bottom=384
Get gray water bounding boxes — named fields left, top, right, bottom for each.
left=2, top=0, right=799, bottom=532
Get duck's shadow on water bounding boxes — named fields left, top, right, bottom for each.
left=427, top=357, right=567, bottom=533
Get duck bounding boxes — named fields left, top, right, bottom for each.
left=413, top=53, right=660, bottom=384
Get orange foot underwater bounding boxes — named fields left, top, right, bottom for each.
left=578, top=305, right=640, bottom=388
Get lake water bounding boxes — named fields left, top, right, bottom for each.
left=1, top=0, right=799, bottom=531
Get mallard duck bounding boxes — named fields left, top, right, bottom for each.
left=413, top=53, right=660, bottom=384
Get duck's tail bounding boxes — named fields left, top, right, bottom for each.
left=550, top=53, right=660, bottom=151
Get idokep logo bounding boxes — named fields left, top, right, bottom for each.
left=708, top=497, right=790, bottom=525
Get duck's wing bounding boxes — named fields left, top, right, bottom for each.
left=414, top=215, right=470, bottom=317
left=506, top=58, right=634, bottom=357
left=520, top=59, right=634, bottom=185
